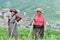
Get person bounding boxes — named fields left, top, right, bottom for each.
left=32, top=8, right=46, bottom=40
left=8, top=8, right=21, bottom=40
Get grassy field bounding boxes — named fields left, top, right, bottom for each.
left=0, top=26, right=60, bottom=40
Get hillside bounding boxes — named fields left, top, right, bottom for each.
left=0, top=0, right=60, bottom=21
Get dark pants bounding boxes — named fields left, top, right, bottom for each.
left=32, top=25, right=44, bottom=40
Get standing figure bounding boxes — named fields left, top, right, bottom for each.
left=32, top=8, right=46, bottom=40
left=8, top=8, right=21, bottom=40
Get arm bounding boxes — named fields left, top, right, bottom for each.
left=8, top=19, right=10, bottom=26
left=16, top=17, right=22, bottom=22
left=16, top=15, right=22, bottom=22
left=30, top=15, right=35, bottom=26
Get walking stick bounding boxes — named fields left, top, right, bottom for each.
left=28, top=22, right=33, bottom=40
left=9, top=20, right=17, bottom=40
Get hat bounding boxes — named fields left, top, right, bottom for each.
left=36, top=8, right=42, bottom=12
left=10, top=8, right=17, bottom=13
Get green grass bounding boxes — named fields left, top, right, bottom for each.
left=0, top=26, right=60, bottom=40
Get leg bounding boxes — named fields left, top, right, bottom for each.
left=32, top=28, right=37, bottom=40
left=8, top=28, right=11, bottom=37
left=8, top=26, right=11, bottom=37
left=13, top=29, right=18, bottom=40
left=32, top=25, right=38, bottom=40
left=13, top=23, right=18, bottom=40
left=39, top=28, right=44, bottom=39
left=35, top=28, right=38, bottom=40
left=37, top=29, right=40, bottom=38
left=14, top=36, right=18, bottom=40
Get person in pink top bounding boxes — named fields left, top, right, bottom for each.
left=32, top=8, right=46, bottom=39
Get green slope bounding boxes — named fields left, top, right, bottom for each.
left=0, top=0, right=60, bottom=21
left=0, top=27, right=60, bottom=40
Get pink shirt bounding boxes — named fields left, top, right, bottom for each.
left=33, top=13, right=45, bottom=26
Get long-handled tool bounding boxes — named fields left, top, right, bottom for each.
left=9, top=20, right=17, bottom=40
left=28, top=22, right=33, bottom=40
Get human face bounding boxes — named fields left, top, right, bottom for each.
left=11, top=12, right=15, bottom=16
left=37, top=11, right=42, bottom=15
